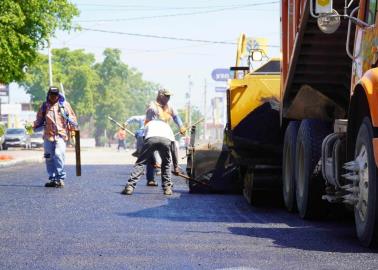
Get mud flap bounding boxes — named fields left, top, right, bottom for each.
left=190, top=146, right=242, bottom=194
left=75, top=130, right=81, bottom=176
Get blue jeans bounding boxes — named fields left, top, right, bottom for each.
left=44, top=138, right=66, bottom=181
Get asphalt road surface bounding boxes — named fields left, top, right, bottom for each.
left=0, top=148, right=377, bottom=269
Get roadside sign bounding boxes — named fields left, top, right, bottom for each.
left=211, top=69, right=230, bottom=81
left=215, top=87, right=228, bottom=93
left=0, top=84, right=9, bottom=96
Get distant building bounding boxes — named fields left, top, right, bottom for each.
left=0, top=83, right=34, bottom=128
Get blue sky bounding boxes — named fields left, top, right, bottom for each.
left=48, top=0, right=280, bottom=113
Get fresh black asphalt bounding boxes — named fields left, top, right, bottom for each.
left=0, top=161, right=377, bottom=269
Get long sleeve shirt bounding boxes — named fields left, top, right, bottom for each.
left=125, top=115, right=145, bottom=129
left=34, top=101, right=77, bottom=142
left=145, top=101, right=183, bottom=128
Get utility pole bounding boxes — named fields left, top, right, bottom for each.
left=203, top=79, right=207, bottom=140
left=187, top=75, right=193, bottom=128
left=48, top=40, right=53, bottom=86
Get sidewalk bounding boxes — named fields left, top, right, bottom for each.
left=0, top=149, right=44, bottom=168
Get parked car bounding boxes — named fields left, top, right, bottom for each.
left=30, top=131, right=44, bottom=148
left=0, top=133, right=4, bottom=150
left=2, top=128, right=31, bottom=150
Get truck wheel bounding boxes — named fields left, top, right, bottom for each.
left=282, top=121, right=299, bottom=212
left=295, top=119, right=330, bottom=219
left=354, top=117, right=378, bottom=247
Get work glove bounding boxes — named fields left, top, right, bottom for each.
left=173, top=167, right=181, bottom=176
left=24, top=123, right=34, bottom=135
left=179, top=126, right=186, bottom=135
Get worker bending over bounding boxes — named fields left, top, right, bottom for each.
left=121, top=119, right=179, bottom=196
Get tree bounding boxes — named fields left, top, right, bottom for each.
left=21, top=49, right=98, bottom=115
left=0, top=0, right=79, bottom=84
left=94, top=49, right=158, bottom=145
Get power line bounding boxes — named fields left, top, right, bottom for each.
left=76, top=1, right=277, bottom=9
left=80, top=28, right=235, bottom=45
left=77, top=2, right=277, bottom=11
left=75, top=1, right=279, bottom=23
left=78, top=27, right=280, bottom=48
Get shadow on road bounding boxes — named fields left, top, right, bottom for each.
left=227, top=226, right=377, bottom=253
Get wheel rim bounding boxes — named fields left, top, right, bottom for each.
left=356, top=145, right=369, bottom=223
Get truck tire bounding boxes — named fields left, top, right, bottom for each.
left=354, top=117, right=378, bottom=247
left=282, top=121, right=300, bottom=212
left=295, top=119, right=331, bottom=219
left=243, top=166, right=257, bottom=205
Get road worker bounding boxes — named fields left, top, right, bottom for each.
left=32, top=86, right=78, bottom=188
left=143, top=89, right=186, bottom=186
left=121, top=119, right=180, bottom=195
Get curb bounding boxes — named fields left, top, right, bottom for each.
left=0, top=157, right=44, bottom=168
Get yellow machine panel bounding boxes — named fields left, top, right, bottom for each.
left=228, top=58, right=281, bottom=130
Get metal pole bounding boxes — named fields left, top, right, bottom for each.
left=188, top=75, right=192, bottom=128
left=48, top=40, right=53, bottom=86
left=203, top=79, right=207, bottom=140
left=60, top=82, right=66, bottom=97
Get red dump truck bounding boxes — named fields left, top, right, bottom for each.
left=281, top=0, right=378, bottom=247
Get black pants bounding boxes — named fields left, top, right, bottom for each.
left=128, top=137, right=172, bottom=188
left=117, top=140, right=126, bottom=150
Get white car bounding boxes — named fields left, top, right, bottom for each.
left=30, top=131, right=44, bottom=148
left=3, top=128, right=31, bottom=150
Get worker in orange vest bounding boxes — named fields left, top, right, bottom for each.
left=116, top=128, right=127, bottom=151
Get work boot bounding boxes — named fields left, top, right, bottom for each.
left=131, top=151, right=139, bottom=158
left=164, top=187, right=173, bottom=196
left=147, top=180, right=158, bottom=187
left=56, top=180, right=65, bottom=188
left=45, top=181, right=58, bottom=188
left=121, top=185, right=134, bottom=195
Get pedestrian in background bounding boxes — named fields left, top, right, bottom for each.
left=115, top=128, right=127, bottom=151
left=33, top=86, right=78, bottom=188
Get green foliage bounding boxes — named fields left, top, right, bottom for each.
left=0, top=0, right=79, bottom=84
left=21, top=48, right=99, bottom=118
left=93, top=49, right=158, bottom=145
left=0, top=123, right=5, bottom=136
